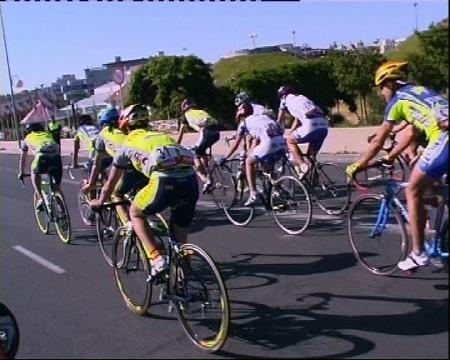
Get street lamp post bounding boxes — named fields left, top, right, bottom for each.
left=0, top=4, right=21, bottom=147
left=249, top=33, right=258, bottom=49
left=414, top=2, right=419, bottom=32
left=292, top=30, right=296, bottom=46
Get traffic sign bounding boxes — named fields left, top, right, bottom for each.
left=112, top=68, right=124, bottom=85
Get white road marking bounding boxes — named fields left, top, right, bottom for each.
left=12, top=245, right=66, bottom=274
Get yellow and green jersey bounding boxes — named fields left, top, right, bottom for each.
left=94, top=127, right=127, bottom=158
left=181, top=109, right=217, bottom=132
left=21, top=131, right=59, bottom=155
left=113, top=129, right=195, bottom=178
left=384, top=84, right=448, bottom=144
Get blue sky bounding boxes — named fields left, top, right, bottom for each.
left=1, top=0, right=448, bottom=94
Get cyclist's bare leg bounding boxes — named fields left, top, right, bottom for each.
left=31, top=173, right=43, bottom=201
left=129, top=202, right=160, bottom=257
left=199, top=154, right=211, bottom=181
left=287, top=135, right=306, bottom=167
left=405, top=166, right=434, bottom=255
left=194, top=156, right=208, bottom=183
left=245, top=157, right=257, bottom=194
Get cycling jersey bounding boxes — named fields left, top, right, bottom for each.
left=74, top=124, right=100, bottom=159
left=94, top=127, right=127, bottom=158
left=113, top=129, right=195, bottom=178
left=21, top=131, right=60, bottom=155
left=251, top=103, right=275, bottom=118
left=279, top=94, right=328, bottom=135
left=384, top=84, right=448, bottom=144
left=238, top=114, right=286, bottom=163
left=47, top=121, right=62, bottom=146
left=114, top=129, right=198, bottom=227
left=180, top=109, right=217, bottom=132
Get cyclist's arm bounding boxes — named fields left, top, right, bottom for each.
left=177, top=123, right=187, bottom=144
left=97, top=165, right=124, bottom=204
left=391, top=120, right=408, bottom=134
left=277, top=109, right=286, bottom=127
left=73, top=136, right=80, bottom=167
left=356, top=121, right=393, bottom=167
left=223, top=134, right=244, bottom=160
left=288, top=117, right=299, bottom=135
left=388, top=124, right=415, bottom=160
left=86, top=152, right=103, bottom=187
left=19, top=149, right=28, bottom=174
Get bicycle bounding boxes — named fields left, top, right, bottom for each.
left=103, top=201, right=230, bottom=352
left=347, top=161, right=448, bottom=275
left=221, top=148, right=313, bottom=235
left=0, top=302, right=19, bottom=359
left=287, top=152, right=351, bottom=216
left=19, top=173, right=71, bottom=244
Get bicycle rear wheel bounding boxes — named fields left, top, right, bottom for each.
left=222, top=167, right=254, bottom=226
left=313, top=162, right=351, bottom=215
left=347, top=193, right=408, bottom=275
left=53, top=193, right=71, bottom=244
left=112, top=227, right=153, bottom=315
left=33, top=191, right=50, bottom=234
left=271, top=175, right=312, bottom=235
left=97, top=207, right=120, bottom=266
left=172, top=244, right=230, bottom=352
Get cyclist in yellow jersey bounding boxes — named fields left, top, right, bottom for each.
left=82, top=106, right=133, bottom=225
left=177, top=99, right=220, bottom=193
left=18, top=123, right=63, bottom=210
left=91, top=104, right=198, bottom=274
left=346, top=61, right=448, bottom=271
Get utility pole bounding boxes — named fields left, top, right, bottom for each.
left=249, top=33, right=257, bottom=49
left=0, top=4, right=21, bottom=147
left=292, top=30, right=296, bottom=46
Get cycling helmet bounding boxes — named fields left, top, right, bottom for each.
left=98, top=106, right=119, bottom=126
left=277, top=85, right=294, bottom=99
left=180, top=99, right=194, bottom=113
left=236, top=102, right=254, bottom=119
left=78, top=114, right=93, bottom=126
left=374, top=61, right=408, bottom=86
left=234, top=92, right=250, bottom=106
left=118, top=104, right=149, bottom=130
left=25, top=123, right=44, bottom=132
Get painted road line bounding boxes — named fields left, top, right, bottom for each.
left=12, top=245, right=66, bottom=274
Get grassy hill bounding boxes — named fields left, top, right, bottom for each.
left=212, top=52, right=305, bottom=86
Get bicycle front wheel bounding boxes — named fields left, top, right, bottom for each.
left=271, top=175, right=312, bottom=235
left=53, top=192, right=71, bottom=244
left=172, top=244, right=230, bottom=352
left=33, top=191, right=50, bottom=234
left=112, top=227, right=153, bottom=315
left=222, top=169, right=254, bottom=226
left=97, top=207, right=120, bottom=266
left=347, top=193, right=408, bottom=275
left=208, top=164, right=228, bottom=209
left=313, top=162, right=351, bottom=215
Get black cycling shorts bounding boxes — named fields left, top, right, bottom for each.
left=31, top=153, right=63, bottom=185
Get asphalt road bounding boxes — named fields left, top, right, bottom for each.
left=0, top=153, right=448, bottom=359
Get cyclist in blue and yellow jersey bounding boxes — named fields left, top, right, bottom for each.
left=18, top=122, right=63, bottom=210
left=72, top=114, right=100, bottom=171
left=177, top=99, right=220, bottom=193
left=91, top=104, right=198, bottom=274
left=346, top=61, right=448, bottom=271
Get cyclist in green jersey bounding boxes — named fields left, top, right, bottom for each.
left=91, top=104, right=197, bottom=274
left=346, top=61, right=448, bottom=271
left=18, top=123, right=63, bottom=210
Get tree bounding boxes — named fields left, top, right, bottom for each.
left=407, top=19, right=449, bottom=93
left=127, top=56, right=217, bottom=119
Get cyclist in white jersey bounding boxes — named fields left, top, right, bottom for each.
left=234, top=92, right=276, bottom=118
left=221, top=102, right=286, bottom=206
left=277, top=86, right=329, bottom=179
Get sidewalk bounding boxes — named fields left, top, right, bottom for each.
left=0, top=127, right=378, bottom=161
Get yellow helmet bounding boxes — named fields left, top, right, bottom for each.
left=374, top=61, right=408, bottom=86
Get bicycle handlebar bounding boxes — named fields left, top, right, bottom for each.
left=88, top=199, right=131, bottom=212
left=17, top=173, right=31, bottom=188
left=224, top=135, right=237, bottom=148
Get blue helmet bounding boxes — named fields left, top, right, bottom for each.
left=98, top=107, right=119, bottom=126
